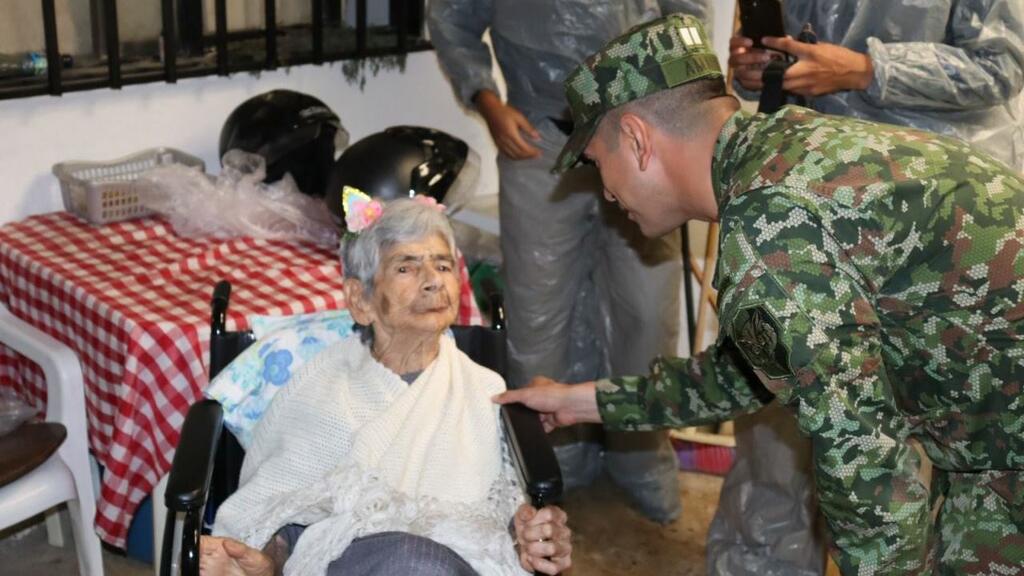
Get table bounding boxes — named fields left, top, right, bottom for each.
left=0, top=212, right=481, bottom=548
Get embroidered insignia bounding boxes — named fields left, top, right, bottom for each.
left=733, top=304, right=793, bottom=380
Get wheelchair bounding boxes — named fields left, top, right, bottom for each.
left=160, top=280, right=562, bottom=576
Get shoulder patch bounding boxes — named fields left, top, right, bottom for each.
left=733, top=304, right=793, bottom=380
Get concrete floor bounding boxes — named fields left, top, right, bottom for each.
left=0, top=471, right=724, bottom=575
left=563, top=471, right=725, bottom=576
left=0, top=513, right=151, bottom=576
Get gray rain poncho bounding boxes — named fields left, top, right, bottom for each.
left=428, top=0, right=713, bottom=527
left=740, top=0, right=1024, bottom=170
left=428, top=0, right=713, bottom=123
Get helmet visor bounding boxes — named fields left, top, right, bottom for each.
left=440, top=147, right=481, bottom=211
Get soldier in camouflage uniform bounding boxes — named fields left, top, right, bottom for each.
left=497, top=13, right=1024, bottom=575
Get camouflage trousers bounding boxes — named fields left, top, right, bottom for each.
left=932, top=469, right=1023, bottom=575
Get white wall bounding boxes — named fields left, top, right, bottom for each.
left=0, top=2, right=388, bottom=55
left=0, top=51, right=500, bottom=225
left=1, top=0, right=93, bottom=55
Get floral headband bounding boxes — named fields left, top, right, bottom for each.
left=342, top=186, right=446, bottom=237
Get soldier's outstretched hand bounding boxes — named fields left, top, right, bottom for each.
left=494, top=377, right=601, bottom=432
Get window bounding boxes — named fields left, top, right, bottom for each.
left=0, top=0, right=429, bottom=100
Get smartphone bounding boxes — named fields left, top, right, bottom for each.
left=738, top=0, right=786, bottom=49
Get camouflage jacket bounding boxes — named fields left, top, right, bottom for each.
left=596, top=106, right=1024, bottom=574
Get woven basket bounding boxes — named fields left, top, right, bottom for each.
left=53, top=147, right=205, bottom=225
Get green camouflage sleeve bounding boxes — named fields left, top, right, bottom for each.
left=717, top=190, right=932, bottom=574
left=596, top=344, right=768, bottom=430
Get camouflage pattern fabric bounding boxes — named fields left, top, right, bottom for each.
left=596, top=106, right=1024, bottom=574
left=935, top=470, right=1024, bottom=575
left=555, top=12, right=722, bottom=173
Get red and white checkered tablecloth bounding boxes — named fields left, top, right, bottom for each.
left=0, top=212, right=481, bottom=548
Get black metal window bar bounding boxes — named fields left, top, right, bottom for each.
left=1, top=0, right=429, bottom=101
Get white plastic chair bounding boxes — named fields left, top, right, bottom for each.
left=0, top=305, right=103, bottom=576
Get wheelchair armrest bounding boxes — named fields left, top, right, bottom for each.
left=165, top=399, right=224, bottom=512
left=211, top=281, right=231, bottom=335
left=501, top=403, right=563, bottom=508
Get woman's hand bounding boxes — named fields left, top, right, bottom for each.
left=513, top=504, right=572, bottom=574
left=761, top=36, right=874, bottom=96
left=474, top=90, right=542, bottom=160
left=199, top=535, right=276, bottom=576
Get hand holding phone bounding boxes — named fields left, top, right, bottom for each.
left=738, top=0, right=786, bottom=49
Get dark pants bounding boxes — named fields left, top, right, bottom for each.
left=277, top=525, right=479, bottom=576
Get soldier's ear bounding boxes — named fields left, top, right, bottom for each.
left=619, top=113, right=653, bottom=171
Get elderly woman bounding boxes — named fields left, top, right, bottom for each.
left=199, top=197, right=572, bottom=576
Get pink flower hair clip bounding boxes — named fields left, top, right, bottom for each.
left=342, top=186, right=384, bottom=234
left=412, top=194, right=446, bottom=213
left=341, top=189, right=448, bottom=241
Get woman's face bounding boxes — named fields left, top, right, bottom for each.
left=364, top=233, right=460, bottom=339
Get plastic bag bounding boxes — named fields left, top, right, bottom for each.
left=136, top=150, right=340, bottom=247
left=0, top=390, right=37, bottom=436
left=706, top=402, right=824, bottom=576
left=448, top=193, right=502, bottom=266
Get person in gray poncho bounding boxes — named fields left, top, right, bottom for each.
left=730, top=0, right=1024, bottom=170
left=427, top=0, right=712, bottom=526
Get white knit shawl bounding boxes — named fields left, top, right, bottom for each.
left=213, top=334, right=527, bottom=575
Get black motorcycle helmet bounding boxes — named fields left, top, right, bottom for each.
left=325, top=126, right=479, bottom=228
left=219, top=90, right=348, bottom=197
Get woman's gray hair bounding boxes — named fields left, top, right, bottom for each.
left=340, top=198, right=457, bottom=298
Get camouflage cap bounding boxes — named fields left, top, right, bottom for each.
left=554, top=13, right=723, bottom=173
